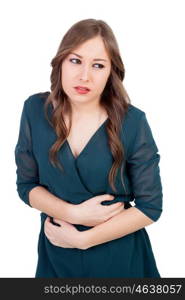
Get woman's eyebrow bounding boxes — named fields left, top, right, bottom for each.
left=69, top=52, right=108, bottom=62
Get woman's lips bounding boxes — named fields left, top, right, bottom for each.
left=74, top=87, right=90, bottom=94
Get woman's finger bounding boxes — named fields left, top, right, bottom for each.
left=105, top=202, right=123, bottom=212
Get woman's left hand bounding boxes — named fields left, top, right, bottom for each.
left=44, top=217, right=83, bottom=249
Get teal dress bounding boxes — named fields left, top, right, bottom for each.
left=14, top=92, right=163, bottom=278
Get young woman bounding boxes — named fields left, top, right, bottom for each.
left=14, top=18, right=163, bottom=278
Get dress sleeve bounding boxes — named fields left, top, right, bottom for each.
left=14, top=100, right=42, bottom=207
left=126, top=112, right=163, bottom=222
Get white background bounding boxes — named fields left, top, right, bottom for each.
left=0, top=0, right=184, bottom=277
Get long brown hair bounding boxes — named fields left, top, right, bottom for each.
left=43, top=18, right=131, bottom=193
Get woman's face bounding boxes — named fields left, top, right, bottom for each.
left=61, top=35, right=111, bottom=107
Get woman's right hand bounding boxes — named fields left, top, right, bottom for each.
left=74, top=194, right=125, bottom=227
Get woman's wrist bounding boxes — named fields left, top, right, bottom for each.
left=65, top=203, right=81, bottom=225
left=75, top=230, right=90, bottom=250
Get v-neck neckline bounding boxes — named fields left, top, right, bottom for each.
left=48, top=100, right=108, bottom=161
left=66, top=117, right=108, bottom=161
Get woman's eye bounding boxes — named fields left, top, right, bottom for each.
left=93, top=63, right=104, bottom=69
left=70, top=58, right=81, bottom=64
left=69, top=58, right=104, bottom=69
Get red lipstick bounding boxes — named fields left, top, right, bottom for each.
left=74, top=86, right=91, bottom=94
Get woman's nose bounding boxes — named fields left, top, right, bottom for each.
left=79, top=66, right=91, bottom=81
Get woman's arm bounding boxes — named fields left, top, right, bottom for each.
left=14, top=99, right=79, bottom=224
left=79, top=207, right=154, bottom=250
left=29, top=186, right=78, bottom=223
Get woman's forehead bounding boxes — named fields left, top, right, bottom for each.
left=71, top=37, right=110, bottom=60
